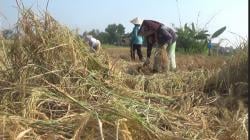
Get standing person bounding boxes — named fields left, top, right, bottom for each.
left=84, top=35, right=101, bottom=53
left=138, top=20, right=177, bottom=72
left=208, top=39, right=212, bottom=56
left=130, top=17, right=144, bottom=61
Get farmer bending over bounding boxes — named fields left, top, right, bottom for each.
left=84, top=35, right=101, bottom=53
left=138, top=20, right=177, bottom=72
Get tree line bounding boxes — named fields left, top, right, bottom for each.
left=81, top=22, right=226, bottom=54
left=81, top=23, right=128, bottom=45
left=1, top=22, right=226, bottom=53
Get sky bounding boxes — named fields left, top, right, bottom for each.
left=0, top=0, right=248, bottom=47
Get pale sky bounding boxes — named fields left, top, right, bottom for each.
left=0, top=0, right=248, bottom=46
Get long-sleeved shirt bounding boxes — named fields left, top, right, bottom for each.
left=157, top=25, right=177, bottom=45
left=139, top=20, right=177, bottom=58
left=131, top=25, right=143, bottom=45
left=85, top=35, right=101, bottom=50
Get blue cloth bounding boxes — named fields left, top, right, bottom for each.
left=208, top=41, right=212, bottom=49
left=131, top=25, right=143, bottom=45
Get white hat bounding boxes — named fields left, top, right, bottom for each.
left=130, top=17, right=143, bottom=25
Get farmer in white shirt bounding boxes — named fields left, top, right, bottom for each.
left=84, top=35, right=101, bottom=53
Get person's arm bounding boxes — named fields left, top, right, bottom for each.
left=131, top=27, right=136, bottom=43
left=157, top=26, right=176, bottom=46
left=147, top=43, right=153, bottom=58
left=143, top=37, right=154, bottom=66
left=143, top=43, right=152, bottom=66
left=146, top=33, right=156, bottom=58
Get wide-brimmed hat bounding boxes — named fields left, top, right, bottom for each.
left=138, top=20, right=163, bottom=36
left=130, top=17, right=143, bottom=25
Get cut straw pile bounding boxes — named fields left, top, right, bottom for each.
left=0, top=8, right=248, bottom=140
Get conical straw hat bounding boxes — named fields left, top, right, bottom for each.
left=130, top=17, right=143, bottom=25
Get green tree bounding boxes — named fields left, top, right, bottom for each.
left=175, top=23, right=226, bottom=54
left=97, top=32, right=109, bottom=44
left=83, top=29, right=100, bottom=38
left=117, top=24, right=125, bottom=35
left=105, top=24, right=125, bottom=44
left=82, top=24, right=126, bottom=45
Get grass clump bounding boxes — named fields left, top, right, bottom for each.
left=205, top=41, right=248, bottom=108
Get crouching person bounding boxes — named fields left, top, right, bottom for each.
left=84, top=35, right=101, bottom=53
left=138, top=20, right=177, bottom=72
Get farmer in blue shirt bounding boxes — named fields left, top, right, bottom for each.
left=130, top=17, right=144, bottom=61
left=208, top=39, right=212, bottom=56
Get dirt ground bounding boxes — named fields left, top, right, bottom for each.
left=104, top=47, right=227, bottom=74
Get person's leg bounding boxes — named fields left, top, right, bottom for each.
left=130, top=44, right=133, bottom=60
left=153, top=45, right=162, bottom=72
left=131, top=44, right=136, bottom=61
left=136, top=44, right=143, bottom=61
left=168, top=41, right=176, bottom=71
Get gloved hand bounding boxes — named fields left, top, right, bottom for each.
left=143, top=58, right=150, bottom=66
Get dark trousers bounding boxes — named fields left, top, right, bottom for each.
left=131, top=44, right=143, bottom=61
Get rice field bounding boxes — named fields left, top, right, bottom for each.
left=0, top=8, right=248, bottom=140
